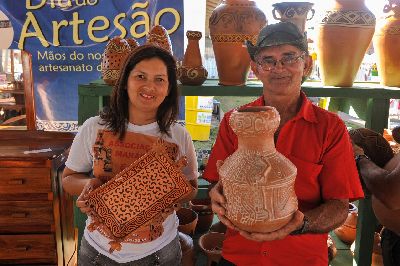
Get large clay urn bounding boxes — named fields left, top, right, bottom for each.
left=218, top=106, right=298, bottom=233
left=178, top=31, right=208, bottom=86
left=317, top=0, right=376, bottom=86
left=209, top=0, right=267, bottom=86
left=373, top=1, right=400, bottom=86
left=272, top=2, right=315, bottom=33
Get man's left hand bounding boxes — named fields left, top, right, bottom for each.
left=237, top=210, right=304, bottom=242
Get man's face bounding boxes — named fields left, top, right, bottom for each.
left=251, top=44, right=311, bottom=96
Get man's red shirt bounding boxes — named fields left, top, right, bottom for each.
left=203, top=92, right=364, bottom=266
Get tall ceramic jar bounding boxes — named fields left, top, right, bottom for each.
left=178, top=31, right=208, bottom=86
left=272, top=2, right=315, bottom=33
left=209, top=0, right=267, bottom=86
left=373, top=1, right=400, bottom=86
left=218, top=106, right=298, bottom=233
left=317, top=0, right=376, bottom=86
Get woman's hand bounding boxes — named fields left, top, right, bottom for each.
left=76, top=178, right=103, bottom=215
left=238, top=210, right=305, bottom=242
left=209, top=181, right=236, bottom=230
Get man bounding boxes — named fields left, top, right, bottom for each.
left=350, top=128, right=400, bottom=266
left=203, top=22, right=364, bottom=265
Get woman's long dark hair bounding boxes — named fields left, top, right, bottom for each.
left=100, top=44, right=179, bottom=140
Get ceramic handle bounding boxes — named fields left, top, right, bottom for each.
left=272, top=8, right=281, bottom=20
left=307, top=9, right=315, bottom=21
left=7, top=179, right=24, bottom=185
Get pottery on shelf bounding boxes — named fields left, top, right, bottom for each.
left=333, top=202, right=358, bottom=244
left=317, top=0, right=376, bottom=86
left=218, top=106, right=298, bottom=233
left=198, top=232, right=225, bottom=266
left=373, top=2, right=400, bottom=86
left=272, top=2, right=315, bottom=33
left=178, top=31, right=208, bottom=86
left=146, top=25, right=173, bottom=55
left=189, top=198, right=214, bottom=232
left=209, top=0, right=267, bottom=85
left=101, top=37, right=131, bottom=86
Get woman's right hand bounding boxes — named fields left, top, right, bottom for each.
left=209, top=181, right=236, bottom=231
left=76, top=178, right=103, bottom=215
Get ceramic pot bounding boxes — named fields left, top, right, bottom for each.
left=198, top=232, right=225, bottom=266
left=272, top=2, right=315, bottom=33
left=189, top=198, right=214, bottom=232
left=178, top=31, right=208, bottom=86
left=101, top=37, right=131, bottom=85
left=373, top=2, right=400, bottom=86
left=218, top=106, right=298, bottom=233
left=177, top=207, right=198, bottom=236
left=317, top=0, right=376, bottom=86
left=209, top=0, right=267, bottom=85
left=179, top=232, right=195, bottom=266
left=334, top=202, right=358, bottom=244
left=146, top=25, right=173, bottom=55
left=327, top=234, right=337, bottom=262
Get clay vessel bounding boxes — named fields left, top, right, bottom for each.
left=177, top=207, right=198, bottom=236
left=146, top=25, right=173, bottom=55
left=189, top=198, right=214, bottom=232
left=333, top=202, right=358, bottom=244
left=317, top=0, right=376, bottom=86
left=218, top=106, right=298, bottom=233
left=327, top=234, right=337, bottom=262
left=209, top=0, right=267, bottom=85
left=272, top=2, right=315, bottom=33
left=178, top=31, right=208, bottom=85
left=179, top=232, right=195, bottom=266
left=101, top=37, right=131, bottom=85
left=198, top=232, right=225, bottom=266
left=373, top=1, right=400, bottom=86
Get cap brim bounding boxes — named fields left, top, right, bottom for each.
left=246, top=40, right=259, bottom=61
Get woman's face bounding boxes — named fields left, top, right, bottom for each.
left=126, top=57, right=169, bottom=117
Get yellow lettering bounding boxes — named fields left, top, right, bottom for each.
left=70, top=12, right=84, bottom=45
left=88, top=16, right=109, bottom=43
left=113, top=13, right=127, bottom=38
left=155, top=8, right=181, bottom=34
left=52, top=19, right=69, bottom=46
left=19, top=12, right=49, bottom=49
left=130, top=1, right=150, bottom=39
left=26, top=0, right=46, bottom=10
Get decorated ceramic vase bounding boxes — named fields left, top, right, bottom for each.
left=101, top=37, right=131, bottom=86
left=218, top=106, right=298, bottom=233
left=209, top=0, right=267, bottom=86
left=373, top=1, right=400, bottom=86
left=178, top=31, right=208, bottom=86
left=272, top=2, right=315, bottom=33
left=317, top=0, right=376, bottom=86
left=146, top=25, right=173, bottom=55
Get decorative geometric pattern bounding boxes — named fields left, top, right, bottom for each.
left=146, top=25, right=173, bottom=55
left=36, top=120, right=79, bottom=132
left=87, top=141, right=193, bottom=239
left=211, top=34, right=257, bottom=44
left=186, top=31, right=202, bottom=40
left=177, top=66, right=208, bottom=86
left=376, top=25, right=400, bottom=35
left=320, top=10, right=376, bottom=28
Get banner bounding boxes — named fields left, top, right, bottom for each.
left=0, top=0, right=184, bottom=131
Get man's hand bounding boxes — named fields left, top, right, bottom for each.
left=209, top=181, right=236, bottom=230
left=237, top=210, right=305, bottom=242
left=76, top=178, right=103, bottom=215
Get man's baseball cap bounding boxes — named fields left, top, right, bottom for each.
left=246, top=21, right=308, bottom=61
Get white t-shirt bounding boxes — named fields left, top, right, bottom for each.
left=66, top=116, right=199, bottom=263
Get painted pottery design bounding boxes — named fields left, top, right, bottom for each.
left=373, top=2, right=400, bottom=86
left=334, top=202, right=358, bottom=244
left=317, top=0, right=376, bottom=86
left=101, top=37, right=131, bottom=86
left=209, top=0, right=267, bottom=85
left=272, top=2, right=315, bottom=33
left=146, top=25, right=173, bottom=55
left=178, top=31, right=208, bottom=86
left=87, top=140, right=193, bottom=251
left=218, top=106, right=298, bottom=233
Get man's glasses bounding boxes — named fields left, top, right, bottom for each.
left=256, top=52, right=306, bottom=71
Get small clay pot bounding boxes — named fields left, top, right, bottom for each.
left=189, top=198, right=214, bottom=232
left=334, top=203, right=358, bottom=244
left=177, top=207, right=198, bottom=236
left=327, top=234, right=337, bottom=261
left=198, top=232, right=225, bottom=266
left=179, top=232, right=195, bottom=266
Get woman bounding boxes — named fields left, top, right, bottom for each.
left=62, top=44, right=199, bottom=265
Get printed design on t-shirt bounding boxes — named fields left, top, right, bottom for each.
left=93, top=131, right=113, bottom=173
